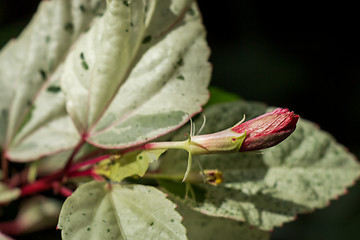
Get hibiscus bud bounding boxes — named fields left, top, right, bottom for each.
left=232, top=108, right=299, bottom=151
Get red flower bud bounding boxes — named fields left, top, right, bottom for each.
left=232, top=108, right=299, bottom=151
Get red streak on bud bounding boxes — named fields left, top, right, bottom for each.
left=232, top=108, right=299, bottom=151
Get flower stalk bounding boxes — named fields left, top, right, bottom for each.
left=143, top=108, right=299, bottom=181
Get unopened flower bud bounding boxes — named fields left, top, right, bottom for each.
left=232, top=108, right=299, bottom=151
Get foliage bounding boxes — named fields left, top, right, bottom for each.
left=0, top=0, right=359, bottom=239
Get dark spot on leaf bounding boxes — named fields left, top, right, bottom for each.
left=150, top=222, right=154, bottom=226
left=123, top=1, right=129, bottom=7
left=89, top=192, right=93, bottom=196
left=170, top=219, right=174, bottom=222
left=177, top=58, right=184, bottom=66
left=176, top=75, right=185, bottom=80
left=26, top=100, right=32, bottom=106
left=139, top=155, right=143, bottom=160
left=130, top=22, right=134, bottom=27
left=47, top=86, right=61, bottom=93
left=142, top=35, right=152, bottom=44
left=39, top=69, right=47, bottom=80
left=82, top=61, right=89, bottom=70
left=125, top=29, right=129, bottom=32
left=107, top=229, right=111, bottom=232
left=80, top=5, right=86, bottom=12
left=92, top=1, right=103, bottom=14
left=188, top=8, right=195, bottom=16
left=45, top=36, right=50, bottom=43
left=87, top=227, right=91, bottom=231
left=80, top=53, right=89, bottom=70
left=82, top=213, right=86, bottom=216
left=64, top=22, right=74, bottom=34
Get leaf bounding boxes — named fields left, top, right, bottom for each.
left=0, top=183, right=20, bottom=204
left=36, top=143, right=98, bottom=176
left=177, top=201, right=270, bottom=240
left=95, top=149, right=166, bottom=182
left=0, top=232, right=14, bottom=240
left=6, top=65, right=80, bottom=162
left=158, top=100, right=360, bottom=230
left=205, top=86, right=240, bottom=107
left=58, top=181, right=187, bottom=240
left=0, top=0, right=106, bottom=160
left=61, top=1, right=211, bottom=148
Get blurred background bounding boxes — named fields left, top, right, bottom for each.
left=1, top=1, right=360, bottom=239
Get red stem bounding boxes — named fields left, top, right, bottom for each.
left=63, top=138, right=86, bottom=175
left=21, top=180, right=53, bottom=197
left=59, top=186, right=73, bottom=197
left=8, top=168, right=29, bottom=188
left=68, top=169, right=93, bottom=178
left=75, top=148, right=106, bottom=163
left=68, top=154, right=110, bottom=173
left=0, top=220, right=23, bottom=236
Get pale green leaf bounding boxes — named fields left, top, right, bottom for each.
left=6, top=67, right=80, bottom=162
left=0, top=182, right=20, bottom=204
left=95, top=149, right=166, bottom=182
left=159, top=100, right=360, bottom=230
left=35, top=143, right=98, bottom=176
left=0, top=171, right=21, bottom=204
left=61, top=1, right=211, bottom=148
left=205, top=86, right=240, bottom=107
left=58, top=181, right=187, bottom=240
left=0, top=232, right=14, bottom=240
left=0, top=0, right=105, bottom=158
left=177, top=201, right=270, bottom=240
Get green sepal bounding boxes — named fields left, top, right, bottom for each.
left=95, top=149, right=166, bottom=182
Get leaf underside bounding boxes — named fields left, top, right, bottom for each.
left=177, top=200, right=270, bottom=240
left=61, top=0, right=211, bottom=149
left=1, top=0, right=106, bottom=161
left=159, top=100, right=360, bottom=230
left=2, top=0, right=211, bottom=162
left=58, top=181, right=187, bottom=240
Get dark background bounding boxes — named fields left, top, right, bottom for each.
left=1, top=1, right=360, bottom=239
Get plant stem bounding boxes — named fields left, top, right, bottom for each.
left=63, top=138, right=86, bottom=177
left=68, top=169, right=93, bottom=178
left=143, top=172, right=203, bottom=183
left=68, top=154, right=111, bottom=173
left=144, top=140, right=188, bottom=151
left=59, top=186, right=73, bottom=197
left=20, top=179, right=53, bottom=197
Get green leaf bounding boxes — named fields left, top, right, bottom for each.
left=95, top=149, right=166, bottom=182
left=158, top=100, right=360, bottom=230
left=177, top=201, right=270, bottom=240
left=0, top=182, right=20, bottom=204
left=36, top=143, right=98, bottom=176
left=0, top=171, right=21, bottom=204
left=205, top=86, right=240, bottom=107
left=0, top=0, right=105, bottom=160
left=61, top=1, right=211, bottom=148
left=58, top=181, right=187, bottom=240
